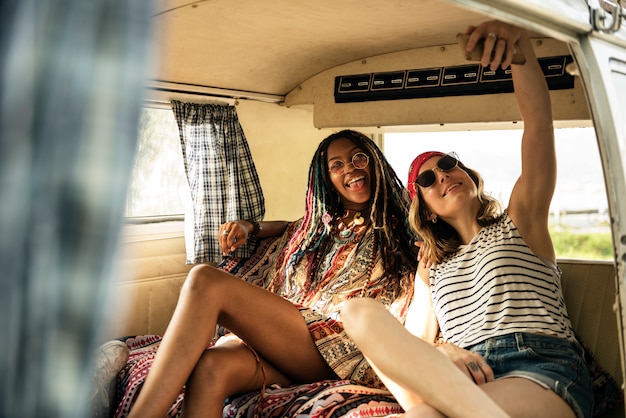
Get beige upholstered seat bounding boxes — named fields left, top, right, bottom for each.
left=560, top=259, right=624, bottom=417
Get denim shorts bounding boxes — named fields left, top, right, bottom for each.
left=467, top=332, right=593, bottom=418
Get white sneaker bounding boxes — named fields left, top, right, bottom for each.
left=89, top=340, right=129, bottom=418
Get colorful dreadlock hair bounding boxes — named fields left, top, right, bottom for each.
left=272, top=130, right=418, bottom=296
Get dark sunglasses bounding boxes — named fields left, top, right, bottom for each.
left=415, top=154, right=459, bottom=188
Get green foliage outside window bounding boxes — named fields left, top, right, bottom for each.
left=550, top=227, right=613, bottom=260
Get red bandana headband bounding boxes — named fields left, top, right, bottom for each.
left=407, top=151, right=447, bottom=200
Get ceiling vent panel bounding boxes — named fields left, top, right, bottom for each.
left=334, top=55, right=574, bottom=103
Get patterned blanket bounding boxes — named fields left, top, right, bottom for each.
left=113, top=233, right=404, bottom=418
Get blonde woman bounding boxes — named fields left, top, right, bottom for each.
left=341, top=20, right=593, bottom=418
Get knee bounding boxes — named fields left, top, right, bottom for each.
left=187, top=345, right=260, bottom=396
left=189, top=348, right=233, bottom=385
left=182, top=264, right=223, bottom=294
left=341, top=298, right=384, bottom=340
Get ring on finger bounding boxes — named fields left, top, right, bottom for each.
left=479, top=360, right=488, bottom=366
left=487, top=32, right=497, bottom=39
left=468, top=361, right=480, bottom=372
left=222, top=230, right=229, bottom=236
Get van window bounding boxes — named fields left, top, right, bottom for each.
left=125, top=107, right=188, bottom=218
left=384, top=127, right=612, bottom=260
left=610, top=59, right=626, bottom=144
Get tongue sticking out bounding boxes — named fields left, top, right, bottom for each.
left=348, top=178, right=366, bottom=190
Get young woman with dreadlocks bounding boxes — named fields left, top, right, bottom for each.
left=122, top=129, right=419, bottom=418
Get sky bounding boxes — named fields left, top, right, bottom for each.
left=384, top=127, right=608, bottom=215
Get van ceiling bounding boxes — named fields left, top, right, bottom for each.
left=149, top=0, right=490, bottom=97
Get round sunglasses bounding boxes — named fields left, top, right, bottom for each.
left=415, top=154, right=459, bottom=188
left=328, top=152, right=369, bottom=175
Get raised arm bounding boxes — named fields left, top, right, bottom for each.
left=465, top=21, right=556, bottom=261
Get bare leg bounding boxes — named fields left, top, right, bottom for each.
left=344, top=299, right=577, bottom=418
left=481, top=378, right=575, bottom=418
left=341, top=298, right=510, bottom=418
left=181, top=337, right=292, bottom=418
left=404, top=404, right=446, bottom=418
left=127, top=265, right=335, bottom=418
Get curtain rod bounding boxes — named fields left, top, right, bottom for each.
left=144, top=80, right=285, bottom=104
left=144, top=97, right=237, bottom=109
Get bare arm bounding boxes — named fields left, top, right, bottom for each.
left=410, top=263, right=495, bottom=385
left=465, top=21, right=556, bottom=262
left=404, top=264, right=439, bottom=341
left=219, top=220, right=289, bottom=255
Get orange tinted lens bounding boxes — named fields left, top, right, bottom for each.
left=352, top=152, right=369, bottom=169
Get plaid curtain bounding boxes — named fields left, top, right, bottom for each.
left=172, top=101, right=265, bottom=264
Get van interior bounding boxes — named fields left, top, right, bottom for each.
left=112, top=1, right=626, bottom=417
left=2, top=0, right=626, bottom=417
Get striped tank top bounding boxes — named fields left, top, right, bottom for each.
left=430, top=212, right=575, bottom=348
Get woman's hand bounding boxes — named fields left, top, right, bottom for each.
left=219, top=220, right=253, bottom=255
left=415, top=241, right=434, bottom=269
left=436, top=342, right=494, bottom=385
left=464, top=20, right=523, bottom=71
